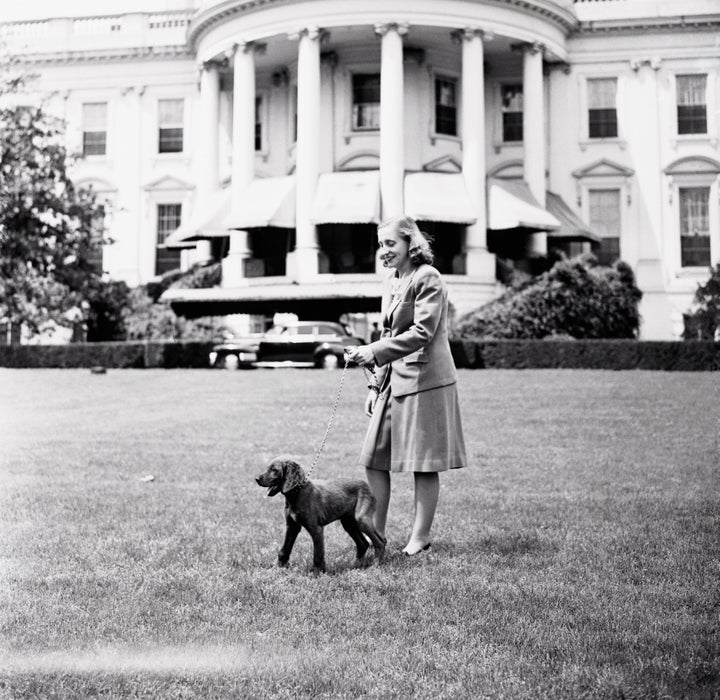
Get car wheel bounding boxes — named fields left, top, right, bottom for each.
left=224, top=354, right=240, bottom=370
left=320, top=353, right=340, bottom=370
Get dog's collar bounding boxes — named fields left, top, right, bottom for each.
left=283, top=477, right=309, bottom=494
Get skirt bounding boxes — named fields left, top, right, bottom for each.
left=359, top=382, right=467, bottom=473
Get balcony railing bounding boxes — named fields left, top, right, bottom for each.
left=0, top=11, right=193, bottom=55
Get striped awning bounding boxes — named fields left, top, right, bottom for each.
left=546, top=192, right=600, bottom=243
left=311, top=170, right=381, bottom=224
left=488, top=179, right=561, bottom=231
left=224, top=176, right=295, bottom=229
left=404, top=172, right=477, bottom=224
left=163, top=188, right=231, bottom=249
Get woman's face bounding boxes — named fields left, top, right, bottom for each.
left=377, top=225, right=411, bottom=272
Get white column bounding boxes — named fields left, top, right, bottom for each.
left=191, top=61, right=220, bottom=265
left=523, top=42, right=547, bottom=256
left=376, top=22, right=407, bottom=221
left=223, top=42, right=256, bottom=287
left=459, top=28, right=495, bottom=280
left=627, top=59, right=673, bottom=338
left=292, top=27, right=322, bottom=281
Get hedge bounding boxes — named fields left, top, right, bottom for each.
left=449, top=339, right=720, bottom=371
left=1, top=339, right=718, bottom=371
left=0, top=341, right=215, bottom=369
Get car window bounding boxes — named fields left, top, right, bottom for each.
left=294, top=326, right=314, bottom=335
left=317, top=325, right=339, bottom=337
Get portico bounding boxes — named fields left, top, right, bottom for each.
left=168, top=4, right=571, bottom=320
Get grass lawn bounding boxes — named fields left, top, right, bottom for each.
left=1, top=368, right=718, bottom=699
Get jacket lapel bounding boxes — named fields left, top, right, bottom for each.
left=385, top=268, right=418, bottom=322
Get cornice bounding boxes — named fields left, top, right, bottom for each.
left=12, top=45, right=193, bottom=66
left=187, top=0, right=578, bottom=50
left=575, top=15, right=720, bottom=35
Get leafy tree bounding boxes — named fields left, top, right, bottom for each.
left=453, top=255, right=643, bottom=339
left=683, top=264, right=720, bottom=340
left=0, top=102, right=109, bottom=338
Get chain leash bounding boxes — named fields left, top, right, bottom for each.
left=306, top=359, right=351, bottom=479
left=306, top=360, right=377, bottom=480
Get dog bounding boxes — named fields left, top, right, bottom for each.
left=255, top=457, right=386, bottom=574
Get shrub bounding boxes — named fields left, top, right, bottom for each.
left=454, top=256, right=642, bottom=339
left=683, top=264, right=720, bottom=341
left=122, top=287, right=226, bottom=342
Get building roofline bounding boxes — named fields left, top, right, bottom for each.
left=187, top=0, right=579, bottom=51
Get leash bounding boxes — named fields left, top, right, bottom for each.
left=306, top=359, right=376, bottom=480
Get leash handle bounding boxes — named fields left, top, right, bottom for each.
left=307, top=359, right=351, bottom=479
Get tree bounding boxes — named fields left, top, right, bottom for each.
left=453, top=255, right=643, bottom=339
left=683, top=264, right=720, bottom=340
left=0, top=100, right=109, bottom=339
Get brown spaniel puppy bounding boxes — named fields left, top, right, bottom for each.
left=255, top=457, right=386, bottom=574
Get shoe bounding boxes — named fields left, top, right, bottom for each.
left=402, top=542, right=431, bottom=556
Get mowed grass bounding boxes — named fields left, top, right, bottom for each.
left=0, top=368, right=718, bottom=700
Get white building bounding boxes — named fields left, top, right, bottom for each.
left=3, top=0, right=719, bottom=338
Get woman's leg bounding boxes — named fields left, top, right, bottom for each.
left=365, top=468, right=391, bottom=538
left=403, top=472, right=440, bottom=554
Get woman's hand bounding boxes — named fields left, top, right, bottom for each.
left=346, top=344, right=376, bottom=367
left=364, top=390, right=377, bottom=417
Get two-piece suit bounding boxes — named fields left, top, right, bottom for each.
left=370, top=264, right=457, bottom=398
left=360, top=263, right=467, bottom=472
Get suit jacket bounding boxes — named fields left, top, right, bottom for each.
left=369, top=264, right=457, bottom=398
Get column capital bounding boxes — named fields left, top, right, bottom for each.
left=288, top=26, right=329, bottom=42
left=374, top=22, right=409, bottom=38
left=198, top=59, right=223, bottom=73
left=230, top=40, right=267, bottom=57
left=511, top=41, right=545, bottom=56
left=450, top=27, right=494, bottom=44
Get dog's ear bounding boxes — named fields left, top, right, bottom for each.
left=280, top=459, right=306, bottom=494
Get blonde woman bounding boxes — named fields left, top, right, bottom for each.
left=346, top=216, right=467, bottom=556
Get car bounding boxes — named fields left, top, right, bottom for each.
left=209, top=321, right=364, bottom=370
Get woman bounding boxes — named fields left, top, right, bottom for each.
left=345, top=216, right=467, bottom=556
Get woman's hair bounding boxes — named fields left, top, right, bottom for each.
left=378, top=216, right=434, bottom=266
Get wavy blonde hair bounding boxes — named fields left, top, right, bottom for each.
left=378, top=216, right=434, bottom=266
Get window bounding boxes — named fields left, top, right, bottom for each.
left=255, top=95, right=262, bottom=151
left=352, top=74, right=380, bottom=131
left=435, top=77, right=457, bottom=136
left=82, top=102, right=107, bottom=156
left=679, top=187, right=711, bottom=267
left=677, top=75, right=707, bottom=135
left=158, top=99, right=184, bottom=153
left=588, top=190, right=621, bottom=265
left=588, top=78, right=617, bottom=138
left=501, top=85, right=523, bottom=142
left=155, top=203, right=182, bottom=275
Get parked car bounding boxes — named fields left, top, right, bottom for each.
left=209, top=321, right=364, bottom=370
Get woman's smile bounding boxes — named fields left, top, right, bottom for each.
left=377, top=226, right=410, bottom=273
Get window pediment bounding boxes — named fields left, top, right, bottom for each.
left=143, top=175, right=194, bottom=191
left=664, top=156, right=720, bottom=176
left=572, top=159, right=634, bottom=179
left=423, top=154, right=461, bottom=173
left=487, top=159, right=524, bottom=180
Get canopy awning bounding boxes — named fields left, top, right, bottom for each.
left=488, top=178, right=561, bottom=231
left=545, top=192, right=601, bottom=243
left=404, top=172, right=477, bottom=224
left=163, top=189, right=231, bottom=249
left=224, top=175, right=295, bottom=229
left=311, top=170, right=380, bottom=224
left=162, top=279, right=383, bottom=318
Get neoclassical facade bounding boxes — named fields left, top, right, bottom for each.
left=3, top=0, right=719, bottom=338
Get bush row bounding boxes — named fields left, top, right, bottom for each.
left=1, top=339, right=719, bottom=371
left=0, top=341, right=215, bottom=369
left=449, top=339, right=720, bottom=371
